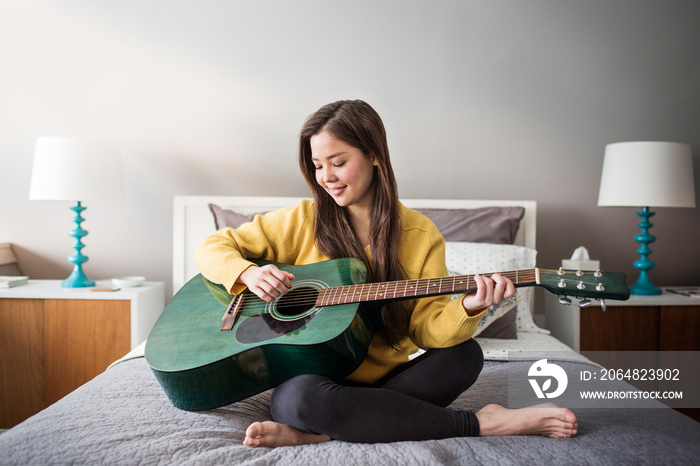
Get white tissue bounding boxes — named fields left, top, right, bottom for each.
left=562, top=246, right=599, bottom=270
left=570, top=246, right=591, bottom=261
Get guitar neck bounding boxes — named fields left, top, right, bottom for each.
left=315, top=269, right=538, bottom=307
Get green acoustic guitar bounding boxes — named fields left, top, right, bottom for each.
left=145, top=258, right=629, bottom=411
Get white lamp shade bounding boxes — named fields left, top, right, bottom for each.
left=29, top=137, right=124, bottom=202
left=598, top=141, right=696, bottom=208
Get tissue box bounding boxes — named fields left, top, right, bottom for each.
left=562, top=259, right=600, bottom=270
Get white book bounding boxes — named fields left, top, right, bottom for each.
left=0, top=276, right=29, bottom=288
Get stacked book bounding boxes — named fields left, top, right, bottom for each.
left=0, top=276, right=29, bottom=288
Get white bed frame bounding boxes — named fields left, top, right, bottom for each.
left=173, top=196, right=537, bottom=294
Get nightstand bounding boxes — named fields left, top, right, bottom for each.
left=544, top=288, right=700, bottom=352
left=0, top=280, right=165, bottom=428
left=544, top=288, right=700, bottom=422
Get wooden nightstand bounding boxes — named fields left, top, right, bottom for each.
left=0, top=280, right=165, bottom=428
left=544, top=288, right=700, bottom=352
left=544, top=288, right=700, bottom=422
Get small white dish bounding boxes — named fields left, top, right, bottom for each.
left=112, top=276, right=146, bottom=288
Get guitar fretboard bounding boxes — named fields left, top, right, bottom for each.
left=315, top=269, right=538, bottom=307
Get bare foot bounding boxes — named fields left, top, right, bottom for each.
left=243, top=421, right=331, bottom=448
left=476, top=403, right=578, bottom=438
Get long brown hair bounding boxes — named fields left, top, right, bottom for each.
left=298, top=100, right=412, bottom=348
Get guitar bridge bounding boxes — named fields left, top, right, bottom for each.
left=220, top=293, right=243, bottom=331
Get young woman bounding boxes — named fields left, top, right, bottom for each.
left=195, top=100, right=578, bottom=447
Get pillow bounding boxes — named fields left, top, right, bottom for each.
left=445, top=242, right=549, bottom=335
left=476, top=306, right=517, bottom=339
left=212, top=204, right=525, bottom=244
left=209, top=204, right=263, bottom=230
left=417, top=206, right=525, bottom=244
left=471, top=296, right=518, bottom=339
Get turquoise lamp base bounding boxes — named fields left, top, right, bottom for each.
left=629, top=207, right=662, bottom=295
left=63, top=266, right=96, bottom=288
left=629, top=274, right=662, bottom=295
left=62, top=201, right=96, bottom=288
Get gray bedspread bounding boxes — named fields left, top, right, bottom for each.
left=1, top=357, right=698, bottom=465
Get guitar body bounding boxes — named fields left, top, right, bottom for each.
left=145, top=258, right=375, bottom=411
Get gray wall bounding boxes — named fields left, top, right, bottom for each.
left=2, top=0, right=699, bottom=304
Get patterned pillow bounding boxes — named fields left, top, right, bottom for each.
left=472, top=296, right=518, bottom=338
left=445, top=242, right=549, bottom=335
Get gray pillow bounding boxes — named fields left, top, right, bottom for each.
left=211, top=204, right=524, bottom=245
left=476, top=307, right=518, bottom=339
left=209, top=204, right=262, bottom=230
left=417, top=206, right=525, bottom=244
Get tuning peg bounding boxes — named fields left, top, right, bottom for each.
left=578, top=299, right=591, bottom=308
left=558, top=296, right=572, bottom=306
left=557, top=267, right=565, bottom=276
left=576, top=270, right=584, bottom=277
left=594, top=270, right=603, bottom=278
left=597, top=299, right=607, bottom=312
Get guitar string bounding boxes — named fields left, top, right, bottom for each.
left=234, top=269, right=613, bottom=313
left=230, top=270, right=540, bottom=313
left=251, top=271, right=537, bottom=307
left=224, top=268, right=611, bottom=314
left=254, top=270, right=538, bottom=308
left=230, top=272, right=615, bottom=314
left=244, top=277, right=612, bottom=310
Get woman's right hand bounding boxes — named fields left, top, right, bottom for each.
left=238, top=264, right=295, bottom=302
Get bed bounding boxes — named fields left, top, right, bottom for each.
left=1, top=196, right=698, bottom=465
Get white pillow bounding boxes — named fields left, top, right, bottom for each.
left=445, top=242, right=549, bottom=334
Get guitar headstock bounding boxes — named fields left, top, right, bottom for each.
left=537, top=268, right=630, bottom=305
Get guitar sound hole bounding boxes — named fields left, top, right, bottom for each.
left=276, top=287, right=318, bottom=317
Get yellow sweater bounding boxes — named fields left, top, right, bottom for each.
left=194, top=200, right=485, bottom=384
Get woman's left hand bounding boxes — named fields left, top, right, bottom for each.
left=461, top=273, right=516, bottom=316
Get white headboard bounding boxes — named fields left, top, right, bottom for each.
left=173, top=196, right=537, bottom=294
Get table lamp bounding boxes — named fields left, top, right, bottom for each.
left=598, top=141, right=696, bottom=295
left=29, top=137, right=124, bottom=288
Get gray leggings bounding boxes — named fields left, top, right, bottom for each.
left=270, top=339, right=483, bottom=443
